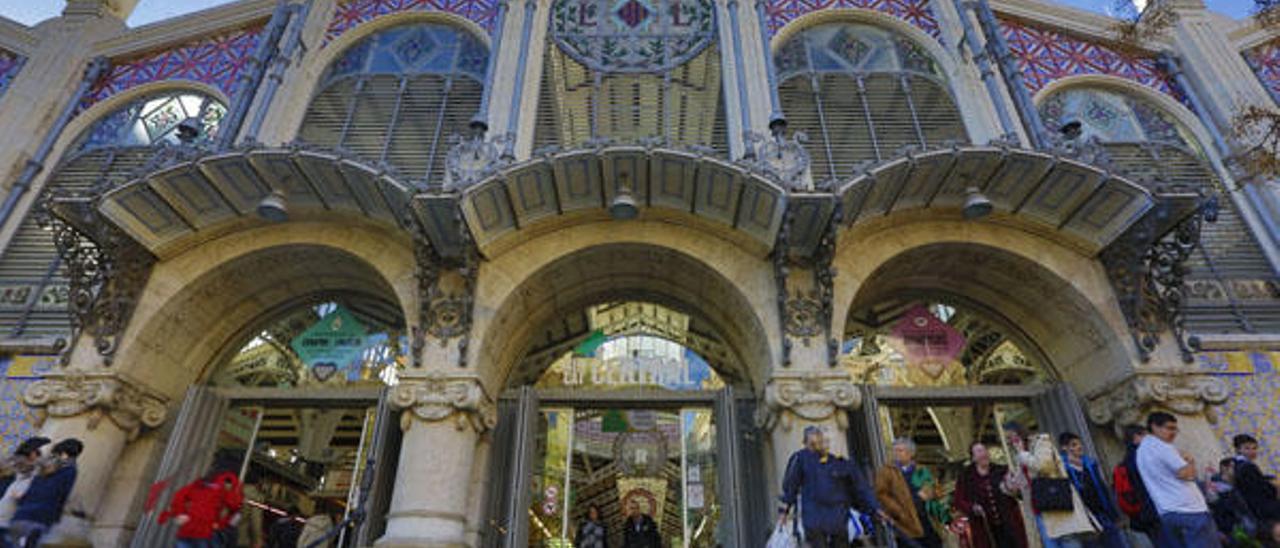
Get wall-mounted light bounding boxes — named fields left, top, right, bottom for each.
left=962, top=187, right=993, bottom=220
left=609, top=172, right=639, bottom=220
left=256, top=190, right=288, bottom=222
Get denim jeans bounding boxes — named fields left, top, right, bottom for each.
left=1158, top=511, right=1222, bottom=548
left=7, top=521, right=48, bottom=548
left=175, top=539, right=216, bottom=548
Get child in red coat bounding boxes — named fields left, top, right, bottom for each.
left=160, top=469, right=243, bottom=548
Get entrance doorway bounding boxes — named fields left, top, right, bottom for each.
left=133, top=296, right=406, bottom=547
left=483, top=302, right=768, bottom=547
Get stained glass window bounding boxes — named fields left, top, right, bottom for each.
left=1037, top=87, right=1196, bottom=150
left=774, top=23, right=942, bottom=82
left=320, top=23, right=488, bottom=87
left=76, top=92, right=226, bottom=152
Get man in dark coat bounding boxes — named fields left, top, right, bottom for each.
left=1233, top=434, right=1280, bottom=521
left=621, top=500, right=661, bottom=548
left=778, top=426, right=884, bottom=548
left=9, top=438, right=81, bottom=547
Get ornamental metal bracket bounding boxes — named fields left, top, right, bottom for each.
left=772, top=198, right=843, bottom=368
left=741, top=121, right=811, bottom=190
left=35, top=189, right=157, bottom=368
left=410, top=211, right=479, bottom=369
left=1100, top=193, right=1219, bottom=363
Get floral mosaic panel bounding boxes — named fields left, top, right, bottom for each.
left=998, top=17, right=1188, bottom=108
left=1201, top=351, right=1280, bottom=475
left=763, top=0, right=941, bottom=40
left=0, top=356, right=50, bottom=454
left=81, top=25, right=263, bottom=111
left=1245, top=38, right=1280, bottom=104
left=326, top=0, right=502, bottom=45
left=0, top=48, right=26, bottom=99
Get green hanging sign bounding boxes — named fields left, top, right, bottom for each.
left=290, top=306, right=369, bottom=382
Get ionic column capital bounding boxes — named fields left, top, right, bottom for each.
left=756, top=372, right=860, bottom=433
left=1086, top=369, right=1231, bottom=431
left=389, top=372, right=495, bottom=433
left=23, top=371, right=168, bottom=441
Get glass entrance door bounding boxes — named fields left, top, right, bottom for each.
left=527, top=406, right=721, bottom=548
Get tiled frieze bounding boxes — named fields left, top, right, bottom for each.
left=325, top=0, right=502, bottom=45
left=762, top=0, right=941, bottom=40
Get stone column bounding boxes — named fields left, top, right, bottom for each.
left=1086, top=368, right=1231, bottom=466
left=20, top=371, right=168, bottom=543
left=377, top=373, right=494, bottom=548
left=756, top=371, right=861, bottom=492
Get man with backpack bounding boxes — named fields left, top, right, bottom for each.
left=1113, top=424, right=1159, bottom=547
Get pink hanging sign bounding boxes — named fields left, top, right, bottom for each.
left=891, top=305, right=966, bottom=371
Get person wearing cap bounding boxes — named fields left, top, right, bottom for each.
left=778, top=426, right=886, bottom=547
left=0, top=437, right=50, bottom=547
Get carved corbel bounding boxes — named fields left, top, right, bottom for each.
left=22, top=372, right=168, bottom=441
left=410, top=217, right=479, bottom=369
left=389, top=373, right=495, bottom=434
left=1087, top=370, right=1231, bottom=435
left=755, top=373, right=861, bottom=433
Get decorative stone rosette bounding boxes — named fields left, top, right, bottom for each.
left=756, top=373, right=861, bottom=432
left=22, top=372, right=168, bottom=441
left=1087, top=369, right=1231, bottom=432
left=389, top=373, right=495, bottom=433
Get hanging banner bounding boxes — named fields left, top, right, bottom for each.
left=290, top=306, right=369, bottom=382
left=891, top=305, right=965, bottom=379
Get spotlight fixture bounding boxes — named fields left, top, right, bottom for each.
left=256, top=190, right=289, bottom=222
left=608, top=172, right=639, bottom=220
left=962, top=187, right=993, bottom=220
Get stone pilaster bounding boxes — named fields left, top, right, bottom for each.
left=23, top=371, right=168, bottom=441
left=1086, top=368, right=1230, bottom=432
left=379, top=373, right=492, bottom=547
left=758, top=371, right=860, bottom=473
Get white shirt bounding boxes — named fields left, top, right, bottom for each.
left=1136, top=435, right=1208, bottom=514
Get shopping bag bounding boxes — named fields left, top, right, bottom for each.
left=767, top=521, right=799, bottom=548
left=848, top=509, right=872, bottom=540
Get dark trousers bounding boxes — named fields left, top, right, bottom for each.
left=804, top=530, right=850, bottom=548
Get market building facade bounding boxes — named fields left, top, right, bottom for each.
left=0, top=0, right=1278, bottom=545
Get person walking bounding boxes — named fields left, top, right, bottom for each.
left=951, top=441, right=1027, bottom=548
left=574, top=505, right=608, bottom=548
left=1059, top=432, right=1127, bottom=548
left=778, top=426, right=885, bottom=548
left=874, top=461, right=924, bottom=543
left=621, top=500, right=660, bottom=548
left=0, top=438, right=49, bottom=547
left=888, top=437, right=939, bottom=547
left=8, top=439, right=81, bottom=548
left=1233, top=434, right=1280, bottom=522
left=1135, top=411, right=1221, bottom=547
left=159, top=463, right=244, bottom=548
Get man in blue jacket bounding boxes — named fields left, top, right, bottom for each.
left=778, top=426, right=884, bottom=548
left=9, top=438, right=81, bottom=547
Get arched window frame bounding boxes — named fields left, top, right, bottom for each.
left=298, top=22, right=491, bottom=188
left=74, top=91, right=227, bottom=154
left=773, top=22, right=966, bottom=182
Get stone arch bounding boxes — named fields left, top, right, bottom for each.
left=769, top=8, right=982, bottom=144
left=832, top=217, right=1139, bottom=396
left=104, top=220, right=416, bottom=400
left=470, top=220, right=780, bottom=395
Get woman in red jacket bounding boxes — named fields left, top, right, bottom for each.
left=160, top=468, right=244, bottom=548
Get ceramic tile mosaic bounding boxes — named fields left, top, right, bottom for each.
left=762, top=0, right=941, bottom=39
left=81, top=25, right=264, bottom=111
left=1245, top=37, right=1280, bottom=104
left=1201, top=351, right=1280, bottom=475
left=325, top=0, right=502, bottom=45
left=0, top=48, right=26, bottom=100
left=998, top=17, right=1189, bottom=108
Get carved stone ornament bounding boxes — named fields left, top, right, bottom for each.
left=22, top=372, right=168, bottom=441
left=1087, top=370, right=1231, bottom=433
left=784, top=294, right=823, bottom=339
left=742, top=129, right=811, bottom=190
left=389, top=373, right=495, bottom=433
left=756, top=373, right=861, bottom=433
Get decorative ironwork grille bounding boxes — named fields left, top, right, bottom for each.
left=534, top=0, right=727, bottom=152
left=1040, top=87, right=1280, bottom=334
left=0, top=92, right=226, bottom=341
left=774, top=23, right=966, bottom=182
left=298, top=23, right=489, bottom=189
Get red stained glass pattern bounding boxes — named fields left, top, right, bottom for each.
left=1245, top=38, right=1280, bottom=103
left=82, top=25, right=263, bottom=110
left=763, top=0, right=941, bottom=40
left=999, top=17, right=1188, bottom=107
left=326, top=0, right=501, bottom=45
left=0, top=48, right=25, bottom=99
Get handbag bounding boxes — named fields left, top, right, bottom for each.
left=1031, top=477, right=1075, bottom=512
